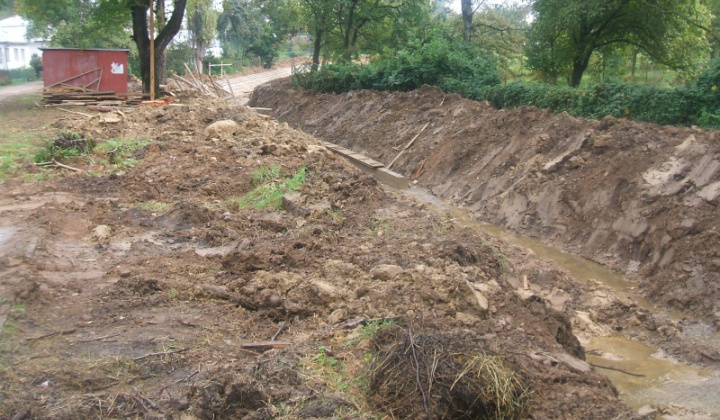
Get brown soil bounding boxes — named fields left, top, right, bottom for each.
left=250, top=80, right=720, bottom=364
left=0, top=94, right=638, bottom=419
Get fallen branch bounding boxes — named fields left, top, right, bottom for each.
left=334, top=316, right=401, bottom=330
left=34, top=159, right=85, bottom=172
left=271, top=320, right=287, bottom=341
left=698, top=350, right=720, bottom=362
left=589, top=363, right=645, bottom=377
left=132, top=386, right=158, bottom=410
left=58, top=108, right=92, bottom=118
left=174, top=365, right=201, bottom=384
left=75, top=332, right=122, bottom=343
left=388, top=122, right=429, bottom=169
left=240, top=341, right=290, bottom=351
left=26, top=329, right=76, bottom=341
left=132, top=395, right=149, bottom=412
left=53, top=159, right=84, bottom=172
left=408, top=328, right=429, bottom=416
left=133, top=347, right=189, bottom=362
left=413, top=158, right=426, bottom=179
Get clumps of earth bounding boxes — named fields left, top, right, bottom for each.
left=0, top=92, right=678, bottom=420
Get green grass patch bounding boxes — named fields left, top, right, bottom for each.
left=0, top=141, right=34, bottom=180
left=0, top=94, right=65, bottom=182
left=137, top=200, right=172, bottom=212
left=94, top=138, right=151, bottom=172
left=239, top=166, right=306, bottom=210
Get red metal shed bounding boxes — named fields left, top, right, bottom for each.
left=41, top=48, right=129, bottom=93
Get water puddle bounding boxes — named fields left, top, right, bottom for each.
left=587, top=336, right=719, bottom=414
left=405, top=187, right=720, bottom=415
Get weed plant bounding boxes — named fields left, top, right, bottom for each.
left=239, top=166, right=306, bottom=210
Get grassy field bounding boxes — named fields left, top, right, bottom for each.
left=0, top=94, right=63, bottom=182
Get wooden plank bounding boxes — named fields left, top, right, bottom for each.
left=388, top=122, right=429, bottom=169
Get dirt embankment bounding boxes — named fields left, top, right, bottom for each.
left=0, top=96, right=634, bottom=418
left=251, top=80, right=720, bottom=328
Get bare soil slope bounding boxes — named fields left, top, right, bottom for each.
left=0, top=96, right=634, bottom=418
left=251, top=80, right=720, bottom=329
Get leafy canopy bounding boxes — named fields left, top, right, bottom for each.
left=526, top=0, right=712, bottom=87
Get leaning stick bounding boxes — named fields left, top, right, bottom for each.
left=133, top=347, right=189, bottom=362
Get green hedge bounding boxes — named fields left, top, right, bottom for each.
left=482, top=80, right=718, bottom=128
left=294, top=40, right=720, bottom=129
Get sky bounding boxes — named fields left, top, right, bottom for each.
left=447, top=0, right=525, bottom=14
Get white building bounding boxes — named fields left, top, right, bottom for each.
left=0, top=14, right=45, bottom=71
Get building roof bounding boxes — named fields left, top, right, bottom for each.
left=40, top=47, right=130, bottom=52
left=0, top=14, right=40, bottom=44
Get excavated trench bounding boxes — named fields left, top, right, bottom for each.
left=250, top=79, right=720, bottom=415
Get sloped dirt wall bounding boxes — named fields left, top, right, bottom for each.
left=251, top=80, right=720, bottom=325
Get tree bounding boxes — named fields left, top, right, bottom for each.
left=299, top=0, right=334, bottom=69
left=527, top=0, right=712, bottom=87
left=130, top=0, right=188, bottom=92
left=187, top=0, right=218, bottom=73
left=16, top=0, right=130, bottom=48
left=460, top=0, right=486, bottom=42
left=453, top=5, right=528, bottom=80
left=300, top=0, right=432, bottom=68
left=17, top=0, right=187, bottom=93
left=218, top=0, right=299, bottom=68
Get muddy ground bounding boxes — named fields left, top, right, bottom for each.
left=0, top=90, right=652, bottom=419
left=251, top=80, right=720, bottom=364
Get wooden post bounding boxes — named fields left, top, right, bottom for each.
left=149, top=1, right=155, bottom=101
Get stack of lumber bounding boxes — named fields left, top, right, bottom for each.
left=43, top=85, right=148, bottom=107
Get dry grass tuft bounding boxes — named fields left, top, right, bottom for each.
left=367, top=326, right=532, bottom=419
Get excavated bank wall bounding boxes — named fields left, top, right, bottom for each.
left=250, top=79, right=720, bottom=325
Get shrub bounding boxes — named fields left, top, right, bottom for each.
left=293, top=33, right=500, bottom=95
left=0, top=71, right=11, bottom=86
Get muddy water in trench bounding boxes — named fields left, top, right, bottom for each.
left=405, top=187, right=720, bottom=415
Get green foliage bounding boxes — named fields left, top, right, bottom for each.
left=252, top=165, right=282, bottom=185
left=0, top=71, right=10, bottom=86
left=3, top=67, right=37, bottom=82
left=527, top=0, right=712, bottom=87
left=166, top=43, right=195, bottom=76
left=239, top=166, right=306, bottom=210
left=29, top=54, right=43, bottom=78
left=16, top=0, right=132, bottom=49
left=95, top=138, right=150, bottom=171
left=294, top=32, right=500, bottom=95
left=484, top=60, right=720, bottom=128
left=218, top=0, right=300, bottom=68
left=33, top=132, right=90, bottom=163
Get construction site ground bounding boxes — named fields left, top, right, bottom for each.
left=0, top=71, right=717, bottom=419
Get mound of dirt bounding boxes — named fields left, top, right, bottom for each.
left=0, top=95, right=636, bottom=418
left=251, top=80, right=720, bottom=330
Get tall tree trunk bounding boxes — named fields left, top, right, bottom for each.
left=341, top=0, right=359, bottom=61
left=312, top=27, right=323, bottom=71
left=631, top=48, right=638, bottom=77
left=131, top=0, right=187, bottom=93
left=194, top=40, right=207, bottom=74
left=461, top=0, right=473, bottom=42
left=570, top=53, right=591, bottom=87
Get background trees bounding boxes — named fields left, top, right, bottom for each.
left=187, top=0, right=218, bottom=73
left=527, top=0, right=712, bottom=87
left=8, top=0, right=719, bottom=97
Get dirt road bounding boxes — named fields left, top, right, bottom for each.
left=0, top=81, right=42, bottom=102
left=221, top=67, right=294, bottom=104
